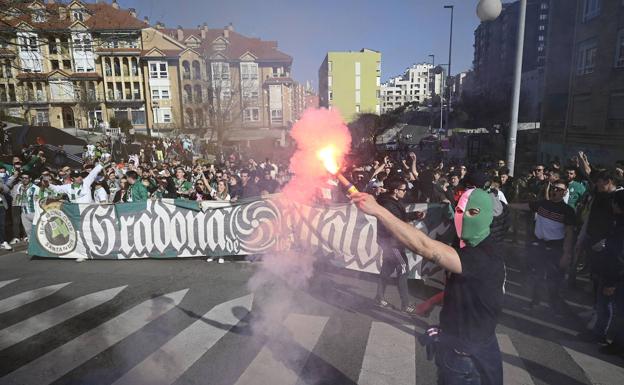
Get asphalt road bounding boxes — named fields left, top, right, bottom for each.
left=0, top=241, right=623, bottom=385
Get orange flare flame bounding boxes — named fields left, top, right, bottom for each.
left=317, top=146, right=340, bottom=175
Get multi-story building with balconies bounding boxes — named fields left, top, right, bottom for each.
left=0, top=0, right=296, bottom=141
left=0, top=0, right=148, bottom=130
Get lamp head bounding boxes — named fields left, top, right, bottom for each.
left=477, top=0, right=503, bottom=22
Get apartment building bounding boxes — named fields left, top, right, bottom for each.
left=539, top=0, right=624, bottom=164
left=318, top=49, right=381, bottom=122
left=0, top=0, right=149, bottom=130
left=0, top=0, right=296, bottom=140
left=380, top=63, right=443, bottom=114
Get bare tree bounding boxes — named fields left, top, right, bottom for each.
left=74, top=81, right=101, bottom=130
left=203, top=72, right=259, bottom=147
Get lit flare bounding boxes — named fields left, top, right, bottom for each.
left=317, top=145, right=358, bottom=195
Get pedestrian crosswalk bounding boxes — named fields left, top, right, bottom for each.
left=0, top=279, right=622, bottom=385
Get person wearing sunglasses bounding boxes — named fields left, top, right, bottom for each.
left=373, top=177, right=425, bottom=315
left=526, top=179, right=576, bottom=314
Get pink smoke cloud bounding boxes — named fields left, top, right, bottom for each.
left=282, top=108, right=352, bottom=202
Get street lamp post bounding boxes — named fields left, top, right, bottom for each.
left=429, top=54, right=435, bottom=133
left=443, top=5, right=454, bottom=134
left=506, top=0, right=527, bottom=176
left=477, top=0, right=523, bottom=175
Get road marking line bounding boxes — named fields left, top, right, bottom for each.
left=358, top=322, right=416, bottom=385
left=234, top=313, right=328, bottom=385
left=0, top=285, right=127, bottom=351
left=112, top=294, right=253, bottom=385
left=0, top=279, right=19, bottom=289
left=504, top=291, right=593, bottom=311
left=502, top=309, right=578, bottom=337
left=0, top=282, right=71, bottom=314
left=564, top=345, right=624, bottom=385
left=0, top=289, right=188, bottom=385
left=497, top=334, right=535, bottom=385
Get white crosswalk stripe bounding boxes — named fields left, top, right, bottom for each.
left=233, top=313, right=328, bottom=385
left=358, top=322, right=416, bottom=385
left=112, top=294, right=253, bottom=385
left=0, top=289, right=188, bottom=385
left=0, top=278, right=19, bottom=289
left=564, top=344, right=624, bottom=385
left=0, top=285, right=126, bottom=351
left=0, top=282, right=71, bottom=314
left=497, top=334, right=535, bottom=385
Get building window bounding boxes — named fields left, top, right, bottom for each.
left=355, top=76, right=361, bottom=89
left=539, top=25, right=546, bottom=31
left=328, top=61, right=332, bottom=72
left=271, top=109, right=283, bottom=121
left=154, top=107, right=172, bottom=124
left=540, top=2, right=548, bottom=9
left=577, top=39, right=597, bottom=75
left=607, top=92, right=624, bottom=129
left=355, top=90, right=361, bottom=103
left=376, top=76, right=380, bottom=87
left=131, top=108, right=146, bottom=125
left=539, top=14, right=548, bottom=20
left=240, top=62, right=259, bottom=81
left=329, top=91, right=333, bottom=101
left=355, top=62, right=361, bottom=76
left=211, top=62, right=230, bottom=81
left=32, top=10, right=46, bottom=23
left=328, top=76, right=332, bottom=87
left=583, top=0, right=601, bottom=21
left=615, top=29, right=624, bottom=68
left=355, top=105, right=360, bottom=113
left=149, top=62, right=168, bottom=79
left=538, top=35, right=544, bottom=41
left=243, top=107, right=260, bottom=122
left=72, top=10, right=84, bottom=22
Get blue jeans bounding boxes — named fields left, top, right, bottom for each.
left=437, top=349, right=482, bottom=385
left=436, top=335, right=503, bottom=385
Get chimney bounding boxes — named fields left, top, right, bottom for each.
left=155, top=21, right=165, bottom=30
left=143, top=16, right=149, bottom=25
left=223, top=28, right=229, bottom=39
left=58, top=6, right=66, bottom=20
left=129, top=8, right=137, bottom=18
left=227, top=22, right=234, bottom=32
left=177, top=26, right=184, bottom=41
left=201, top=23, right=208, bottom=40
left=46, top=0, right=55, bottom=4
left=111, top=0, right=120, bottom=10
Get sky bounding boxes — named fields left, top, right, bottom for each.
left=122, top=0, right=488, bottom=89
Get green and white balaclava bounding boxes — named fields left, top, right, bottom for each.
left=454, top=188, right=494, bottom=248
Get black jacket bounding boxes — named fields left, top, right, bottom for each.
left=376, top=193, right=419, bottom=249
left=595, top=217, right=624, bottom=287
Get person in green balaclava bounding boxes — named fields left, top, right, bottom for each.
left=352, top=188, right=504, bottom=385
left=454, top=188, right=494, bottom=248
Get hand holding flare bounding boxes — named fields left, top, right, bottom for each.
left=317, top=146, right=358, bottom=196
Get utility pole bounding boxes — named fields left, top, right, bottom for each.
left=444, top=5, right=454, bottom=134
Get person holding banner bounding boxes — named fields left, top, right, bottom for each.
left=352, top=188, right=504, bottom=385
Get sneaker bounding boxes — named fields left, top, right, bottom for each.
left=600, top=342, right=624, bottom=356
left=9, top=238, right=19, bottom=245
left=22, top=237, right=28, bottom=242
left=206, top=258, right=214, bottom=262
left=402, top=304, right=418, bottom=315
left=1, top=241, right=12, bottom=250
left=376, top=298, right=392, bottom=308
left=75, top=258, right=86, bottom=263
left=217, top=258, right=225, bottom=264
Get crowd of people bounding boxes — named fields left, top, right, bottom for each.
left=1, top=136, right=623, bottom=360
